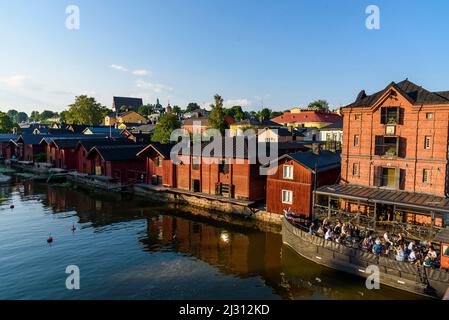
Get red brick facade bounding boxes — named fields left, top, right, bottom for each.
left=341, top=82, right=449, bottom=197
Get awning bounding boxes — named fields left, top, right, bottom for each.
left=315, top=184, right=449, bottom=214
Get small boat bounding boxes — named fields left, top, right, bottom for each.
left=282, top=214, right=449, bottom=299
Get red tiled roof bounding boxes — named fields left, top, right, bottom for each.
left=271, top=111, right=342, bottom=125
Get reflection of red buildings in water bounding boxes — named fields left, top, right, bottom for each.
left=145, top=215, right=282, bottom=276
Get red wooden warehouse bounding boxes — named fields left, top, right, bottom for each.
left=266, top=150, right=340, bottom=217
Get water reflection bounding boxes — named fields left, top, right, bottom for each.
left=0, top=178, right=424, bottom=300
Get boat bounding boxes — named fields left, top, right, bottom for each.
left=282, top=214, right=449, bottom=299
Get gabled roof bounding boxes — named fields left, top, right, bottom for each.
left=182, top=117, right=209, bottom=126
left=271, top=111, right=342, bottom=125
left=113, top=97, right=143, bottom=110
left=137, top=142, right=174, bottom=159
left=347, top=79, right=449, bottom=108
left=17, top=134, right=49, bottom=145
left=131, top=124, right=156, bottom=133
left=83, top=127, right=122, bottom=135
left=87, top=144, right=147, bottom=161
left=75, top=138, right=134, bottom=152
left=235, top=118, right=282, bottom=127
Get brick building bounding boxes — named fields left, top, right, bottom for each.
left=315, top=80, right=449, bottom=235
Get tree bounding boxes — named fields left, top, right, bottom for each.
left=151, top=113, right=181, bottom=144
left=138, top=104, right=155, bottom=116
left=64, top=95, right=106, bottom=125
left=258, top=108, right=272, bottom=121
left=29, top=111, right=40, bottom=122
left=270, top=111, right=283, bottom=118
left=186, top=102, right=201, bottom=113
left=7, top=110, right=18, bottom=122
left=0, top=112, right=14, bottom=133
left=208, top=94, right=227, bottom=134
left=172, top=105, right=181, bottom=114
left=225, top=105, right=245, bottom=122
left=307, top=99, right=329, bottom=112
left=16, top=112, right=28, bottom=123
left=40, top=110, right=57, bottom=121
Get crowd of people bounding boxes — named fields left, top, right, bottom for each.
left=308, top=218, right=440, bottom=268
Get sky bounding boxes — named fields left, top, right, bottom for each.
left=1, top=0, right=449, bottom=114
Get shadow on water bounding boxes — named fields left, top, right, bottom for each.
left=0, top=176, right=426, bottom=300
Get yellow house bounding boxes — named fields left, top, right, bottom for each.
left=229, top=119, right=281, bottom=136
left=104, top=111, right=147, bottom=127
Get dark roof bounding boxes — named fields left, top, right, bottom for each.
left=316, top=184, right=449, bottom=213
left=76, top=138, right=134, bottom=152
left=83, top=127, right=122, bottom=135
left=0, top=134, right=17, bottom=142
left=320, top=119, right=343, bottom=130
left=279, top=151, right=341, bottom=172
left=137, top=142, right=174, bottom=159
left=434, top=229, right=449, bottom=243
left=17, top=134, right=49, bottom=145
left=87, top=144, right=147, bottom=161
left=347, top=79, right=449, bottom=108
left=113, top=97, right=143, bottom=111
left=234, top=119, right=282, bottom=127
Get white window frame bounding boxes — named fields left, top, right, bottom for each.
left=283, top=165, right=294, bottom=180
left=282, top=190, right=293, bottom=204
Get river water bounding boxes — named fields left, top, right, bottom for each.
left=0, top=175, right=423, bottom=300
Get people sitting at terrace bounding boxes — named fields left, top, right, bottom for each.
left=424, top=246, right=438, bottom=268
left=324, top=228, right=333, bottom=241
left=395, top=244, right=406, bottom=262
left=361, top=237, right=371, bottom=252
left=373, top=239, right=383, bottom=255
left=408, top=248, right=417, bottom=264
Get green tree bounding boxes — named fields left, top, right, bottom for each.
left=16, top=112, right=28, bottom=123
left=258, top=108, right=272, bottom=121
left=138, top=104, right=155, bottom=116
left=7, top=110, right=18, bottom=122
left=270, top=111, right=283, bottom=118
left=307, top=99, right=329, bottom=112
left=151, top=113, right=181, bottom=144
left=29, top=111, right=40, bottom=122
left=40, top=110, right=57, bottom=121
left=225, top=105, right=245, bottom=122
left=208, top=94, right=227, bottom=134
left=65, top=95, right=106, bottom=125
left=172, top=106, right=181, bottom=114
left=186, top=102, right=200, bottom=113
left=0, top=112, right=14, bottom=133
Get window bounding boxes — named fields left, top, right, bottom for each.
left=423, top=169, right=430, bottom=184
left=283, top=165, right=293, bottom=179
left=154, top=157, right=162, bottom=167
left=355, top=114, right=361, bottom=120
left=381, top=107, right=400, bottom=124
left=424, top=136, right=432, bottom=150
left=219, top=163, right=229, bottom=174
left=282, top=190, right=293, bottom=204
left=352, top=163, right=360, bottom=176
left=443, top=245, right=449, bottom=257
left=426, top=112, right=434, bottom=120
left=354, top=134, right=360, bottom=146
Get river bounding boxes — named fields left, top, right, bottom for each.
left=0, top=174, right=423, bottom=300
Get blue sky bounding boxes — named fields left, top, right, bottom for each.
left=1, top=0, right=449, bottom=114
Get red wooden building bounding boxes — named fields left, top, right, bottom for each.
left=86, top=144, right=147, bottom=183
left=0, top=135, right=16, bottom=159
left=266, top=150, right=340, bottom=217
left=136, top=143, right=175, bottom=187
left=14, top=135, right=47, bottom=162
left=74, top=139, right=134, bottom=175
